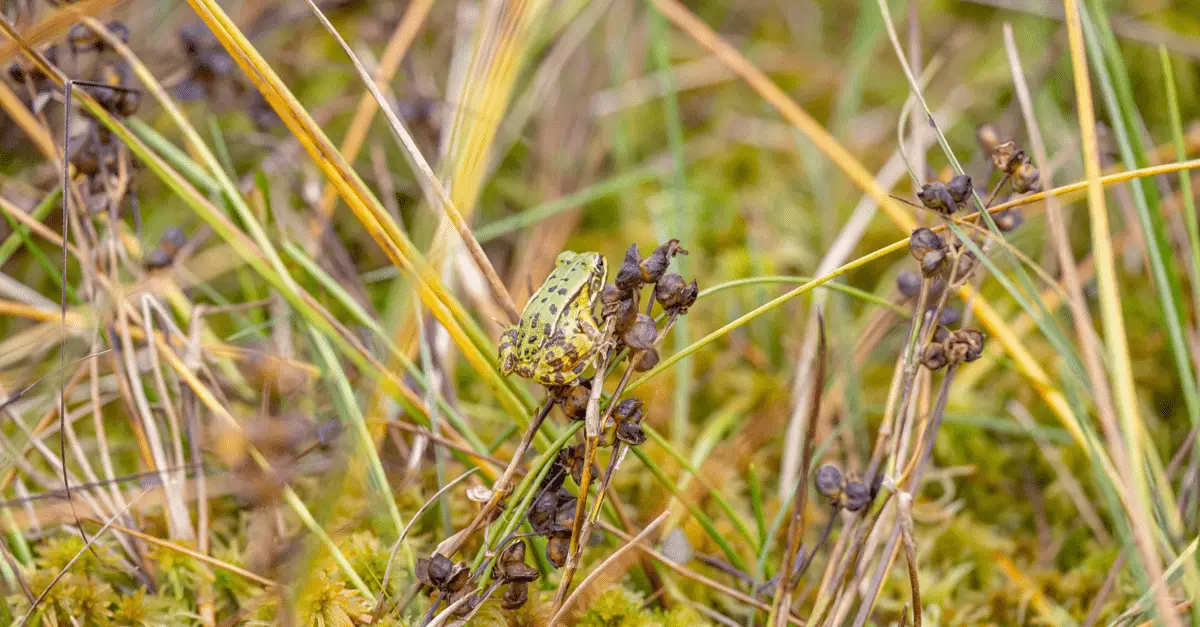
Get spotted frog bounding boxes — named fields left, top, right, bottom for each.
left=498, top=251, right=608, bottom=387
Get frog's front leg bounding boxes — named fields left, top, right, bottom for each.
left=498, top=327, right=519, bottom=376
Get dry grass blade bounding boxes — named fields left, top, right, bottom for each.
left=0, top=0, right=128, bottom=64
left=547, top=510, right=670, bottom=626
left=771, top=314, right=825, bottom=626
left=301, top=0, right=519, bottom=323
left=183, top=0, right=528, bottom=420
left=313, top=0, right=434, bottom=226
left=1061, top=1, right=1176, bottom=625
left=105, top=521, right=277, bottom=588
left=373, top=467, right=480, bottom=620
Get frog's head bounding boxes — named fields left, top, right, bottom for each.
left=578, top=251, right=605, bottom=278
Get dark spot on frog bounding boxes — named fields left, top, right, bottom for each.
left=549, top=303, right=558, bottom=315
left=543, top=323, right=551, bottom=335
left=554, top=373, right=565, bottom=384
left=557, top=288, right=568, bottom=296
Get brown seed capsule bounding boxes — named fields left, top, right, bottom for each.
left=917, top=182, right=957, bottom=215
left=844, top=481, right=871, bottom=512
left=600, top=283, right=624, bottom=307
left=946, top=174, right=973, bottom=205
left=613, top=398, right=644, bottom=423
left=502, top=581, right=529, bottom=609
left=445, top=562, right=470, bottom=593
left=814, top=464, right=844, bottom=500
left=920, top=250, right=947, bottom=277
left=921, top=342, right=948, bottom=370
left=547, top=535, right=570, bottom=568
left=932, top=325, right=950, bottom=343
left=419, top=553, right=454, bottom=588
left=616, top=244, right=643, bottom=291
left=494, top=541, right=540, bottom=583
left=560, top=381, right=590, bottom=421
left=623, top=314, right=657, bottom=350
left=1011, top=161, right=1041, bottom=194
left=634, top=348, right=660, bottom=372
left=977, top=124, right=1002, bottom=156
left=994, top=208, right=1024, bottom=233
left=678, top=279, right=699, bottom=312
left=953, top=328, right=986, bottom=362
left=639, top=249, right=670, bottom=283
left=654, top=273, right=687, bottom=310
left=554, top=498, right=577, bottom=532
left=951, top=250, right=978, bottom=279
left=896, top=271, right=922, bottom=299
left=615, top=421, right=647, bottom=446
left=908, top=228, right=945, bottom=261
left=991, top=141, right=1017, bottom=171
left=529, top=491, right=559, bottom=534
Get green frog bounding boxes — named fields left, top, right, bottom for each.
left=498, top=251, right=608, bottom=387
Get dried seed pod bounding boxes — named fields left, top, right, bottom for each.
left=932, top=325, right=950, bottom=343
left=814, top=464, right=844, bottom=500
left=1011, top=161, right=1041, bottom=193
left=678, top=279, right=699, bottom=312
left=445, top=563, right=471, bottom=593
left=144, top=226, right=187, bottom=269
left=554, top=498, right=577, bottom=532
left=654, top=273, right=686, bottom=310
left=547, top=535, right=570, bottom=567
left=920, top=250, right=947, bottom=277
left=600, top=283, right=624, bottom=308
left=607, top=294, right=639, bottom=334
left=613, top=398, right=644, bottom=423
left=844, top=481, right=871, bottom=512
left=946, top=174, right=973, bottom=205
left=896, top=271, right=922, bottom=299
left=921, top=342, right=948, bottom=370
left=529, top=491, right=559, bottom=534
left=494, top=541, right=540, bottom=583
left=994, top=208, right=1024, bottom=233
left=502, top=581, right=529, bottom=609
left=977, top=124, right=1002, bottom=156
left=615, top=421, right=647, bottom=446
left=316, top=419, right=342, bottom=447
left=908, top=228, right=945, bottom=261
left=622, top=314, right=657, bottom=350
left=634, top=348, right=660, bottom=372
left=991, top=141, right=1017, bottom=171
left=417, top=553, right=454, bottom=588
left=951, top=250, right=978, bottom=278
left=616, top=244, right=643, bottom=291
left=952, top=328, right=986, bottom=363
left=560, top=381, right=590, bottom=421
left=639, top=248, right=670, bottom=282
left=917, top=182, right=957, bottom=215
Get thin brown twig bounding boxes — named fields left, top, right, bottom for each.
left=771, top=314, right=826, bottom=626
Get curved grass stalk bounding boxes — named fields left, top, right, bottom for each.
left=182, top=0, right=531, bottom=419
left=1062, top=1, right=1175, bottom=624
